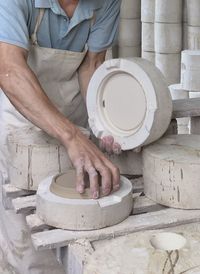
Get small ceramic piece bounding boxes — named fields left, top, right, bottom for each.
left=181, top=50, right=200, bottom=91
left=155, top=23, right=182, bottom=54
left=143, top=134, right=200, bottom=209
left=120, top=0, right=141, bottom=19
left=118, top=19, right=141, bottom=47
left=87, top=58, right=172, bottom=150
left=155, top=0, right=182, bottom=23
left=142, top=23, right=154, bottom=52
left=36, top=170, right=133, bottom=230
left=141, top=0, right=155, bottom=23
left=150, top=232, right=186, bottom=251
left=8, top=127, right=90, bottom=190
left=155, top=53, right=181, bottom=85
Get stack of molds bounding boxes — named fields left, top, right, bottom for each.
left=7, top=127, right=90, bottom=191
left=169, top=84, right=189, bottom=134
left=141, top=0, right=155, bottom=64
left=118, top=0, right=141, bottom=58
left=143, top=135, right=200, bottom=209
left=87, top=58, right=172, bottom=151
left=155, top=0, right=182, bottom=85
left=181, top=50, right=200, bottom=133
left=37, top=170, right=133, bottom=230
left=186, top=0, right=200, bottom=50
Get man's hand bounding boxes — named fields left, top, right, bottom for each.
left=66, top=128, right=120, bottom=199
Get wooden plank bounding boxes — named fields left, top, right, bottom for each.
left=2, top=184, right=35, bottom=199
left=172, top=98, right=200, bottom=118
left=31, top=208, right=200, bottom=251
left=12, top=195, right=36, bottom=214
left=133, top=196, right=166, bottom=215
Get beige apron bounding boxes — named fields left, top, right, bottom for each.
left=0, top=8, right=89, bottom=274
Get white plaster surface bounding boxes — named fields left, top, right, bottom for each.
left=118, top=19, right=141, bottom=47
left=83, top=223, right=200, bottom=274
left=186, top=0, right=200, bottom=26
left=155, top=0, right=182, bottom=23
left=143, top=135, right=200, bottom=209
left=141, top=0, right=155, bottom=23
left=142, top=22, right=154, bottom=52
left=187, top=26, right=200, bottom=50
left=118, top=46, right=141, bottom=58
left=141, top=51, right=155, bottom=64
left=155, top=23, right=182, bottom=53
left=120, top=0, right=141, bottom=19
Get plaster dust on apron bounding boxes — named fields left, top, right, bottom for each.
left=0, top=8, right=89, bottom=274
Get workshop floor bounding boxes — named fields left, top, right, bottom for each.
left=0, top=247, right=16, bottom=274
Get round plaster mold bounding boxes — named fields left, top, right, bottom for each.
left=143, top=134, right=200, bottom=209
left=8, top=127, right=90, bottom=191
left=36, top=170, right=133, bottom=230
left=87, top=58, right=172, bottom=150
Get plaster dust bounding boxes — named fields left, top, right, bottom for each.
left=83, top=223, right=200, bottom=274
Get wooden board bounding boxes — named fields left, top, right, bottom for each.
left=31, top=208, right=200, bottom=251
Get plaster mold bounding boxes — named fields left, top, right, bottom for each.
left=187, top=26, right=200, bottom=50
left=183, top=23, right=188, bottom=50
left=169, top=84, right=189, bottom=134
left=118, top=46, right=141, bottom=58
left=87, top=58, right=172, bottom=150
left=36, top=171, right=133, bottom=230
left=120, top=0, right=141, bottom=19
left=155, top=53, right=181, bottom=85
left=143, top=135, right=200, bottom=209
left=155, top=23, right=182, bottom=54
left=7, top=127, right=90, bottom=190
left=141, top=0, right=155, bottom=23
left=142, top=51, right=155, bottom=64
left=181, top=50, right=200, bottom=91
left=142, top=23, right=154, bottom=52
left=118, top=19, right=141, bottom=47
left=186, top=0, right=200, bottom=27
left=155, top=0, right=182, bottom=23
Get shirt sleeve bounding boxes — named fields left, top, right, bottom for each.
left=88, top=0, right=121, bottom=52
left=0, top=0, right=30, bottom=50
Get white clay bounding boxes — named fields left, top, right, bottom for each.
left=36, top=172, right=133, bottom=230
left=141, top=0, right=155, bottom=23
left=150, top=232, right=186, bottom=251
left=155, top=53, right=181, bottom=85
left=118, top=19, right=141, bottom=47
left=142, top=51, right=155, bottom=64
left=155, top=0, right=182, bottom=23
left=155, top=23, right=182, bottom=54
left=118, top=46, right=141, bottom=58
left=7, top=127, right=90, bottom=190
left=186, top=0, right=200, bottom=27
left=143, top=135, right=200, bottom=209
left=142, top=23, right=154, bottom=52
left=187, top=26, right=200, bottom=50
left=120, top=0, right=141, bottom=19
left=181, top=50, right=200, bottom=91
left=87, top=58, right=172, bottom=150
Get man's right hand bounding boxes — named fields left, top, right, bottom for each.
left=66, top=127, right=120, bottom=199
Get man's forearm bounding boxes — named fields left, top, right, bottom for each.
left=0, top=45, right=76, bottom=147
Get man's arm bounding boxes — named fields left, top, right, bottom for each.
left=0, top=42, right=120, bottom=198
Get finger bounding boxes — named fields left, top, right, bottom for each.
left=96, top=163, right=112, bottom=196
left=105, top=160, right=120, bottom=192
left=99, top=139, right=106, bottom=151
left=112, top=142, right=122, bottom=155
left=86, top=165, right=99, bottom=199
left=104, top=136, right=114, bottom=154
left=74, top=159, right=85, bottom=194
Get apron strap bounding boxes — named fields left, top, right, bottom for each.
left=31, top=9, right=45, bottom=45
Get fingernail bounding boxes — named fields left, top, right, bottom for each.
left=77, top=185, right=84, bottom=194
left=93, top=191, right=99, bottom=199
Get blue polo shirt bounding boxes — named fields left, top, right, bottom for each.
left=0, top=0, right=121, bottom=52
